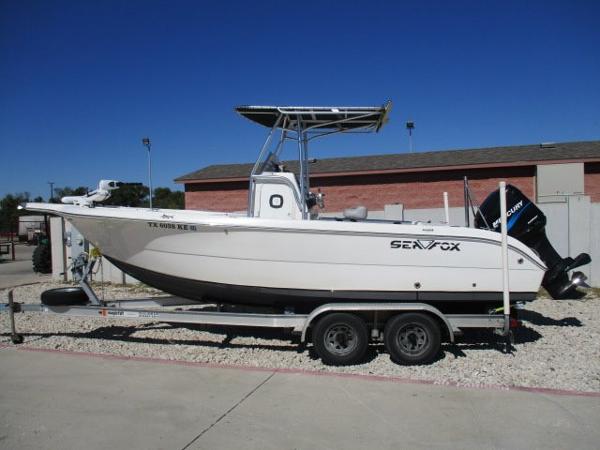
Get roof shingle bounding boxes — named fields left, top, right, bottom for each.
left=174, top=140, right=600, bottom=183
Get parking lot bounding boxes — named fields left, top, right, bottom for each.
left=2, top=345, right=600, bottom=450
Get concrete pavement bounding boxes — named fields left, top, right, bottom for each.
left=1, top=347, right=599, bottom=450
left=0, top=244, right=51, bottom=289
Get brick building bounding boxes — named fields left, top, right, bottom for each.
left=176, top=140, right=600, bottom=213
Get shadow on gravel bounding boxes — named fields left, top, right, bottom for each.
left=2, top=322, right=542, bottom=364
left=304, top=344, right=381, bottom=365
left=518, top=310, right=582, bottom=327
left=1, top=322, right=303, bottom=352
left=5, top=310, right=576, bottom=362
left=443, top=324, right=544, bottom=359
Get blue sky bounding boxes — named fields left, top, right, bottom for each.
left=1, top=0, right=599, bottom=199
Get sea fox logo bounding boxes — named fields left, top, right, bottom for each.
left=390, top=240, right=461, bottom=251
left=492, top=200, right=524, bottom=229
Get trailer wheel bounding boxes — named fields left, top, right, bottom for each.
left=384, top=313, right=441, bottom=365
left=312, top=313, right=369, bottom=366
left=41, top=287, right=89, bottom=306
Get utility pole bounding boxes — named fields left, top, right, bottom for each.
left=48, top=181, right=55, bottom=202
left=142, top=137, right=153, bottom=209
left=406, top=121, right=415, bottom=153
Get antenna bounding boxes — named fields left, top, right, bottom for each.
left=406, top=121, right=415, bottom=152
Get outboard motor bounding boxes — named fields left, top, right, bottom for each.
left=475, top=184, right=591, bottom=299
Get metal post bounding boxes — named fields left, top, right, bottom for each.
left=48, top=181, right=54, bottom=202
left=247, top=115, right=283, bottom=217
left=406, top=121, right=415, bottom=153
left=443, top=192, right=450, bottom=224
left=61, top=218, right=67, bottom=282
left=499, top=182, right=511, bottom=348
left=297, top=129, right=305, bottom=219
left=302, top=132, right=310, bottom=219
left=10, top=219, right=15, bottom=261
left=148, top=147, right=153, bottom=209
left=142, top=138, right=153, bottom=210
left=79, top=258, right=101, bottom=306
left=7, top=290, right=24, bottom=344
left=463, top=177, right=470, bottom=227
left=44, top=214, right=49, bottom=241
left=296, top=115, right=308, bottom=220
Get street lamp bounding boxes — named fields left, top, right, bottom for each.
left=141, top=137, right=153, bottom=209
left=48, top=181, right=55, bottom=203
left=406, top=121, right=415, bottom=153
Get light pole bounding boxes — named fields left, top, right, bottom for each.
left=142, top=137, right=153, bottom=209
left=48, top=181, right=55, bottom=202
left=406, top=121, right=415, bottom=153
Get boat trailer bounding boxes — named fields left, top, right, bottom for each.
left=2, top=285, right=515, bottom=365
left=2, top=183, right=520, bottom=365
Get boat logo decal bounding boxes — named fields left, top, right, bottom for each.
left=491, top=200, right=525, bottom=229
left=390, top=240, right=461, bottom=251
left=147, top=221, right=198, bottom=231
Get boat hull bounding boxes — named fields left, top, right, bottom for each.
left=25, top=203, right=545, bottom=312
left=106, top=255, right=537, bottom=313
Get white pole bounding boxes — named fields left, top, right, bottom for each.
left=499, top=182, right=510, bottom=332
left=142, top=137, right=153, bottom=210
left=443, top=192, right=450, bottom=224
left=147, top=145, right=153, bottom=210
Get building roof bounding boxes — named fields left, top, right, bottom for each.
left=175, top=140, right=600, bottom=183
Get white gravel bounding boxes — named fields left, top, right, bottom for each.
left=2, top=282, right=599, bottom=392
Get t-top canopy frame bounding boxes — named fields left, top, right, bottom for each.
left=236, top=102, right=391, bottom=135
left=240, top=102, right=392, bottom=220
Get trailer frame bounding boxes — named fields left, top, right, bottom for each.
left=2, top=286, right=513, bottom=359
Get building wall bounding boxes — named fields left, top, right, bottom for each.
left=185, top=180, right=249, bottom=212
left=184, top=163, right=599, bottom=212
left=184, top=166, right=536, bottom=212
left=311, top=167, right=535, bottom=212
left=537, top=162, right=584, bottom=203
left=585, top=162, right=600, bottom=203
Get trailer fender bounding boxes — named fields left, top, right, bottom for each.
left=300, top=303, right=455, bottom=343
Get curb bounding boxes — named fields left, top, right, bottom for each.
left=2, top=342, right=599, bottom=398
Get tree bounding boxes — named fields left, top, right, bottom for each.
left=153, top=187, right=184, bottom=209
left=0, top=192, right=30, bottom=233
left=53, top=186, right=89, bottom=202
left=104, top=184, right=149, bottom=207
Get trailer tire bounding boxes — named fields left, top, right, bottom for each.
left=312, top=313, right=369, bottom=366
left=41, top=287, right=89, bottom=306
left=384, top=313, right=441, bottom=365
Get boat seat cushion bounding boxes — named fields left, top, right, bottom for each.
left=343, top=206, right=368, bottom=220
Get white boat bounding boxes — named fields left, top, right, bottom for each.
left=24, top=103, right=589, bottom=313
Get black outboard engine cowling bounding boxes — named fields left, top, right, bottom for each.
left=475, top=184, right=591, bottom=299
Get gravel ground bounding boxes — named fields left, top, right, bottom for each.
left=2, top=282, right=599, bottom=392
